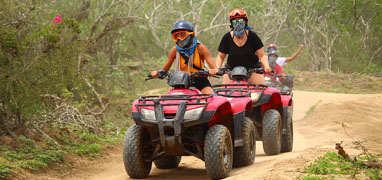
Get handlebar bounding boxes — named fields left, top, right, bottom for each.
left=145, top=70, right=217, bottom=81
left=216, top=68, right=229, bottom=76
left=216, top=67, right=272, bottom=75
left=145, top=70, right=169, bottom=81
left=248, top=68, right=266, bottom=74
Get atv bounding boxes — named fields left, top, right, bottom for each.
left=123, top=70, right=235, bottom=180
left=214, top=66, right=293, bottom=156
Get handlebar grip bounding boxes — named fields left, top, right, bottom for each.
left=147, top=73, right=153, bottom=78
left=216, top=68, right=229, bottom=76
left=216, top=71, right=224, bottom=76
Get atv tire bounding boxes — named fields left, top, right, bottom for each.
left=204, top=125, right=233, bottom=180
left=262, top=109, right=282, bottom=156
left=154, top=155, right=181, bottom=169
left=123, top=125, right=152, bottom=179
left=281, top=115, right=293, bottom=152
left=233, top=117, right=256, bottom=167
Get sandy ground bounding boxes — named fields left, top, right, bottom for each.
left=25, top=91, right=382, bottom=180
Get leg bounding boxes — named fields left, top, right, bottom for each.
left=201, top=86, right=215, bottom=95
left=222, top=74, right=231, bottom=84
left=248, top=72, right=264, bottom=84
left=194, top=77, right=214, bottom=95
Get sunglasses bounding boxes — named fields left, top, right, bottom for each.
left=231, top=19, right=245, bottom=25
left=172, top=31, right=195, bottom=42
left=229, top=9, right=246, bottom=17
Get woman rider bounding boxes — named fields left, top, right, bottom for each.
left=151, top=20, right=217, bottom=94
left=216, top=8, right=271, bottom=84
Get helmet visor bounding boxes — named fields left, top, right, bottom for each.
left=229, top=9, right=247, bottom=18
left=172, top=31, right=195, bottom=42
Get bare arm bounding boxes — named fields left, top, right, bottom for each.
left=151, top=46, right=177, bottom=76
left=198, top=44, right=217, bottom=75
left=256, top=48, right=271, bottom=73
left=215, top=52, right=226, bottom=68
left=285, top=44, right=304, bottom=62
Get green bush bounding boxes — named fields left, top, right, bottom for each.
left=0, top=163, right=13, bottom=179
left=301, top=151, right=382, bottom=179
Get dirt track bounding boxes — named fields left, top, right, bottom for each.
left=34, top=91, right=382, bottom=180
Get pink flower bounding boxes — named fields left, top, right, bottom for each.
left=50, top=14, right=63, bottom=24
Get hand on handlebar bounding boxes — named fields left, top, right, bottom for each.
left=208, top=68, right=217, bottom=75
left=150, top=71, right=158, bottom=77
left=264, top=67, right=272, bottom=74
left=148, top=70, right=168, bottom=80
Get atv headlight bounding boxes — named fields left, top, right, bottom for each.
left=184, top=107, right=204, bottom=120
left=250, top=92, right=261, bottom=102
left=140, top=108, right=155, bottom=120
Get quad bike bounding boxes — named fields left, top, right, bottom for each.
left=123, top=70, right=236, bottom=180
left=214, top=66, right=293, bottom=156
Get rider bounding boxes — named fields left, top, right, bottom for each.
left=151, top=20, right=217, bottom=94
left=215, top=8, right=271, bottom=84
left=265, top=49, right=284, bottom=80
left=266, top=44, right=304, bottom=67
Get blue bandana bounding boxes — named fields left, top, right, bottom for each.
left=176, top=37, right=197, bottom=57
left=246, top=25, right=252, bottom=30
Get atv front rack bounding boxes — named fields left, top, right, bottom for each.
left=135, top=94, right=214, bottom=155
left=137, top=94, right=213, bottom=106
left=213, top=84, right=267, bottom=98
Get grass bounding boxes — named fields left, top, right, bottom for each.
left=299, top=151, right=382, bottom=180
left=0, top=122, right=125, bottom=179
left=305, top=100, right=321, bottom=116
left=293, top=71, right=382, bottom=94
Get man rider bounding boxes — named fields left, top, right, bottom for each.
left=267, top=44, right=304, bottom=67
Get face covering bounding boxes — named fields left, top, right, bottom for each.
left=233, top=23, right=245, bottom=38
left=176, top=35, right=194, bottom=49
left=269, top=57, right=277, bottom=69
left=176, top=36, right=197, bottom=58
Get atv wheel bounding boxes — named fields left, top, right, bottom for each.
left=123, top=125, right=152, bottom=178
left=204, top=125, right=233, bottom=180
left=262, top=109, right=282, bottom=155
left=154, top=155, right=181, bottom=169
left=281, top=116, right=293, bottom=152
left=233, top=117, right=256, bottom=167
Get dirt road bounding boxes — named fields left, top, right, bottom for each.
left=36, top=91, right=382, bottom=180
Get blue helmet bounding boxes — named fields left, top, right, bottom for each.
left=171, top=20, right=194, bottom=34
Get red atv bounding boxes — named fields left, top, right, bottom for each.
left=123, top=70, right=235, bottom=179
left=214, top=66, right=293, bottom=156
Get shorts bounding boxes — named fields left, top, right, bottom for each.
left=192, top=77, right=212, bottom=91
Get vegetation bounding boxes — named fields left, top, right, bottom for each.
left=0, top=123, right=124, bottom=179
left=0, top=0, right=381, bottom=179
left=293, top=71, right=382, bottom=94
left=299, top=151, right=382, bottom=180
left=305, top=100, right=321, bottom=116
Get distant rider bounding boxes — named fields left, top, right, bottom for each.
left=264, top=49, right=284, bottom=81
left=266, top=44, right=304, bottom=67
